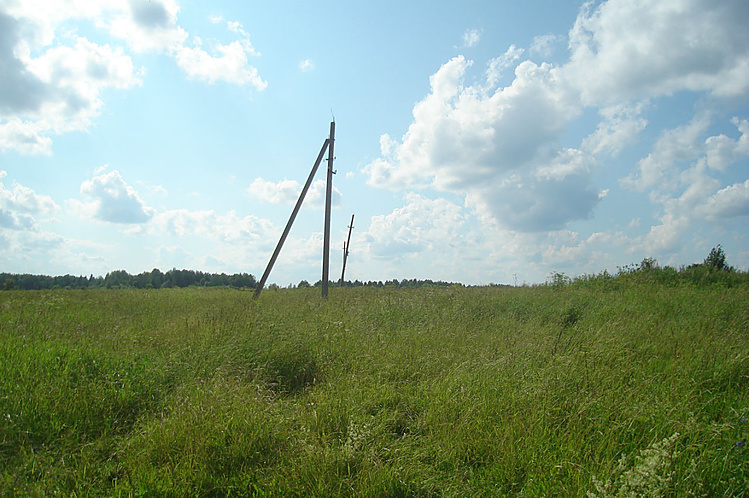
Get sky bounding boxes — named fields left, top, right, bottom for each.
left=1, top=0, right=748, bottom=286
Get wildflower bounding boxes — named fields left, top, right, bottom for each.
left=741, top=417, right=748, bottom=423
left=737, top=441, right=744, bottom=448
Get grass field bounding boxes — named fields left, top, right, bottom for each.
left=1, top=276, right=747, bottom=496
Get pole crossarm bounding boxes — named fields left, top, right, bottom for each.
left=253, top=138, right=330, bottom=299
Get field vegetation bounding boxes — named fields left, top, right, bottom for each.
left=1, top=257, right=748, bottom=495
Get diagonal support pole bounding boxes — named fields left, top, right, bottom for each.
left=253, top=138, right=330, bottom=299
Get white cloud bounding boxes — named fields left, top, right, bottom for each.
left=485, top=45, right=524, bottom=88
left=0, top=18, right=141, bottom=154
left=106, top=3, right=266, bottom=88
left=530, top=33, right=563, bottom=58
left=248, top=177, right=341, bottom=208
left=171, top=17, right=265, bottom=89
left=582, top=103, right=648, bottom=157
left=107, top=0, right=188, bottom=53
left=622, top=114, right=710, bottom=192
left=364, top=55, right=593, bottom=232
left=0, top=119, right=52, bottom=155
left=618, top=113, right=749, bottom=255
left=564, top=0, right=749, bottom=105
left=363, top=193, right=464, bottom=259
left=248, top=178, right=300, bottom=204
left=148, top=208, right=276, bottom=243
left=0, top=170, right=58, bottom=230
left=0, top=171, right=58, bottom=214
left=704, top=117, right=749, bottom=171
left=362, top=0, right=749, bottom=274
left=699, top=180, right=749, bottom=220
left=0, top=0, right=266, bottom=154
left=462, top=28, right=481, bottom=48
left=0, top=228, right=66, bottom=273
left=156, top=245, right=193, bottom=269
left=299, top=58, right=314, bottom=72
left=174, top=37, right=266, bottom=89
left=0, top=171, right=73, bottom=272
left=74, top=169, right=154, bottom=224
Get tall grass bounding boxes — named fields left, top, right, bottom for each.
left=1, top=282, right=747, bottom=495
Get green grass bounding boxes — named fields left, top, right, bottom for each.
left=1, top=281, right=747, bottom=496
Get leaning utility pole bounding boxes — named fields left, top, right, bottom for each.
left=253, top=132, right=331, bottom=299
left=340, top=214, right=354, bottom=286
left=321, top=121, right=335, bottom=298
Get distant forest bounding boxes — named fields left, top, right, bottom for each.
left=1, top=245, right=744, bottom=291
left=0, top=268, right=459, bottom=291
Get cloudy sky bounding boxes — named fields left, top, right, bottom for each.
left=1, top=0, right=748, bottom=286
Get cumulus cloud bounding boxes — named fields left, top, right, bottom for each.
left=363, top=193, right=464, bottom=259
left=169, top=16, right=265, bottom=89
left=0, top=25, right=141, bottom=154
left=148, top=208, right=276, bottom=243
left=619, top=114, right=749, bottom=253
left=622, top=114, right=711, bottom=192
left=700, top=180, right=749, bottom=219
left=248, top=177, right=342, bottom=208
left=0, top=172, right=68, bottom=271
left=0, top=0, right=266, bottom=154
left=0, top=170, right=58, bottom=230
left=564, top=0, right=749, bottom=104
left=108, top=0, right=188, bottom=53
left=582, top=103, right=648, bottom=157
left=704, top=117, right=749, bottom=171
left=74, top=169, right=154, bottom=224
left=174, top=37, right=266, bottom=88
left=107, top=0, right=265, bottom=90
left=485, top=45, right=524, bottom=88
left=248, top=178, right=299, bottom=204
left=365, top=0, right=749, bottom=235
left=364, top=55, right=592, bottom=232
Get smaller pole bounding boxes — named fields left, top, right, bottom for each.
left=340, top=214, right=354, bottom=286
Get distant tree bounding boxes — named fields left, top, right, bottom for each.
left=548, top=271, right=571, bottom=287
left=229, top=273, right=256, bottom=288
left=297, top=280, right=311, bottom=288
left=704, top=245, right=731, bottom=271
left=105, top=270, right=132, bottom=289
left=640, top=257, right=658, bottom=270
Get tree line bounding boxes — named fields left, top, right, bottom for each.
left=0, top=268, right=257, bottom=291
left=0, top=269, right=461, bottom=291
left=2, top=246, right=743, bottom=291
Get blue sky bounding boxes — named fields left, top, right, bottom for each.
left=1, top=0, right=748, bottom=286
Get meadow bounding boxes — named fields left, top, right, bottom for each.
left=1, top=272, right=747, bottom=496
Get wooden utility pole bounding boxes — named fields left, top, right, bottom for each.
left=254, top=137, right=330, bottom=299
left=321, top=121, right=335, bottom=298
left=340, top=214, right=354, bottom=286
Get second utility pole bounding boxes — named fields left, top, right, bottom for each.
left=321, top=121, right=335, bottom=298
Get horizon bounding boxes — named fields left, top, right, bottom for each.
left=1, top=0, right=748, bottom=285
